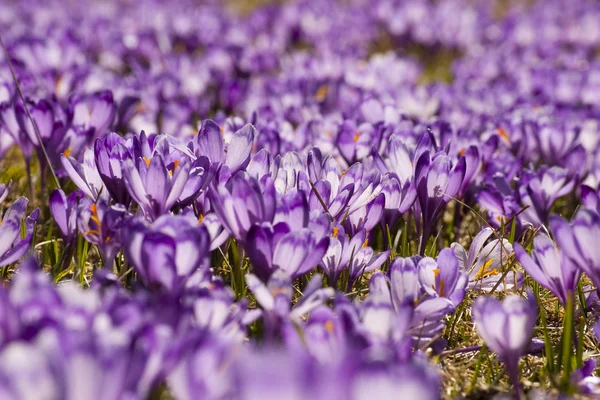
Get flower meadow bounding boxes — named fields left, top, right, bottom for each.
left=0, top=0, right=600, bottom=398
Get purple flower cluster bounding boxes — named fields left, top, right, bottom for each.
left=0, top=0, right=599, bottom=398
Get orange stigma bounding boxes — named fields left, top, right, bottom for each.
left=315, top=84, right=329, bottom=102
left=143, top=157, right=151, bottom=167
left=497, top=128, right=510, bottom=142
left=353, top=131, right=361, bottom=143
left=63, top=147, right=72, bottom=158
left=324, top=320, right=335, bottom=333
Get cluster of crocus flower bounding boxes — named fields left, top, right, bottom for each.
left=0, top=0, right=599, bottom=398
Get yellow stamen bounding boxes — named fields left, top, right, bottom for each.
left=439, top=279, right=446, bottom=297
left=198, top=214, right=205, bottom=224
left=315, top=84, right=329, bottom=102
left=497, top=128, right=510, bottom=142
left=324, top=320, right=334, bottom=333
left=143, top=157, right=151, bottom=167
left=362, top=232, right=369, bottom=248
left=353, top=131, right=361, bottom=143
left=55, top=75, right=63, bottom=93
left=340, top=168, right=348, bottom=177
left=433, top=268, right=441, bottom=278
left=459, top=149, right=465, bottom=157
left=63, top=147, right=72, bottom=158
left=90, top=204, right=101, bottom=227
left=474, top=258, right=499, bottom=280
left=105, top=236, right=111, bottom=243
left=332, top=226, right=339, bottom=238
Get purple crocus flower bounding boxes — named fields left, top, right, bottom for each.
left=68, top=90, right=116, bottom=137
left=246, top=271, right=334, bottom=339
left=0, top=180, right=12, bottom=204
left=0, top=102, right=34, bottom=161
left=452, top=227, right=522, bottom=292
left=514, top=233, right=579, bottom=305
left=380, top=173, right=416, bottom=229
left=77, top=199, right=128, bottom=265
left=351, top=362, right=441, bottom=400
left=414, top=144, right=466, bottom=254
left=472, top=291, right=537, bottom=396
left=122, top=153, right=191, bottom=220
left=168, top=336, right=238, bottom=400
left=581, top=184, right=600, bottom=214
left=477, top=173, right=521, bottom=228
left=209, top=172, right=276, bottom=242
left=191, top=120, right=255, bottom=179
left=571, top=359, right=600, bottom=396
left=61, top=148, right=108, bottom=201
left=518, top=166, right=574, bottom=227
left=94, top=132, right=140, bottom=205
left=49, top=189, right=83, bottom=243
left=124, top=214, right=210, bottom=292
left=246, top=222, right=329, bottom=281
left=417, top=248, right=468, bottom=307
left=321, top=225, right=389, bottom=290
left=199, top=213, right=230, bottom=251
left=551, top=209, right=600, bottom=297
left=0, top=197, right=39, bottom=268
left=0, top=342, right=59, bottom=399
left=16, top=98, right=66, bottom=170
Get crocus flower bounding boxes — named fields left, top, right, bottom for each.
left=321, top=225, right=389, bottom=290
left=0, top=180, right=11, bottom=204
left=94, top=132, right=139, bottom=205
left=550, top=209, right=600, bottom=297
left=514, top=233, right=579, bottom=305
left=191, top=120, right=255, bottom=179
left=68, top=90, right=116, bottom=137
left=351, top=362, right=441, bottom=400
left=199, top=213, right=229, bottom=251
left=0, top=197, right=39, bottom=268
left=246, top=271, right=334, bottom=339
left=417, top=248, right=468, bottom=307
left=0, top=342, right=60, bottom=399
left=49, top=189, right=83, bottom=243
left=414, top=146, right=466, bottom=254
left=380, top=173, right=416, bottom=229
left=246, top=223, right=329, bottom=281
left=477, top=173, right=521, bottom=228
left=518, top=166, right=574, bottom=227
left=571, top=359, right=600, bottom=396
left=77, top=199, right=128, bottom=265
left=472, top=291, right=537, bottom=395
left=209, top=172, right=276, bottom=242
left=452, top=227, right=521, bottom=291
left=581, top=184, right=600, bottom=214
left=61, top=148, right=108, bottom=201
left=124, top=215, right=210, bottom=292
left=0, top=102, right=33, bottom=161
left=123, top=153, right=191, bottom=220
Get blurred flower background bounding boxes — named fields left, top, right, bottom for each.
left=0, top=0, right=599, bottom=398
